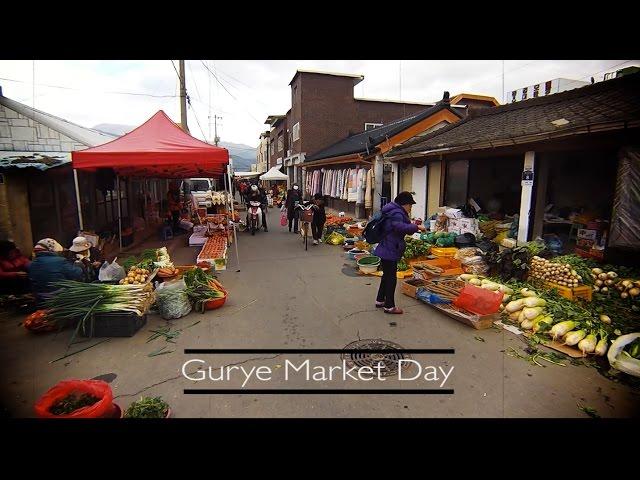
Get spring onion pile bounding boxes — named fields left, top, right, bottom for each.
left=45, top=281, right=155, bottom=327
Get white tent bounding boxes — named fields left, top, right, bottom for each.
left=233, top=171, right=261, bottom=178
left=260, top=166, right=289, bottom=181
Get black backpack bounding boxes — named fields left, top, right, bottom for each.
left=363, top=211, right=390, bottom=244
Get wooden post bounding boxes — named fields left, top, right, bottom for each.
left=518, top=151, right=535, bottom=243
left=117, top=175, right=123, bottom=251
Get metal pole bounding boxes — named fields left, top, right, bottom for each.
left=73, top=169, right=84, bottom=231
left=117, top=175, right=123, bottom=251
left=227, top=163, right=240, bottom=272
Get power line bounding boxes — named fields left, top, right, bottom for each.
left=0, top=76, right=178, bottom=98
left=187, top=60, right=203, bottom=101
left=169, top=60, right=181, bottom=81
left=199, top=61, right=263, bottom=125
left=187, top=97, right=207, bottom=141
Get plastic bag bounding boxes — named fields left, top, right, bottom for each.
left=461, top=255, right=485, bottom=265
left=280, top=211, right=287, bottom=227
left=454, top=247, right=479, bottom=260
left=463, top=263, right=490, bottom=276
left=326, top=232, right=346, bottom=245
left=98, top=259, right=126, bottom=282
left=453, top=283, right=502, bottom=315
left=34, top=379, right=115, bottom=418
left=156, top=279, right=192, bottom=319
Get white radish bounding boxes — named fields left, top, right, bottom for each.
left=523, top=297, right=546, bottom=308
left=550, top=321, right=576, bottom=341
left=564, top=330, right=587, bottom=346
left=523, top=307, right=544, bottom=320
left=505, top=299, right=525, bottom=313
left=578, top=334, right=597, bottom=354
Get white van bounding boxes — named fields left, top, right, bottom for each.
left=181, top=178, right=214, bottom=208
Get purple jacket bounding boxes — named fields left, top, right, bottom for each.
left=373, top=202, right=419, bottom=261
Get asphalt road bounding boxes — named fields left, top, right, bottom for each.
left=1, top=215, right=639, bottom=418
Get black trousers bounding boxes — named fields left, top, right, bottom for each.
left=171, top=210, right=180, bottom=231
left=261, top=205, right=267, bottom=230
left=288, top=213, right=299, bottom=232
left=376, top=259, right=398, bottom=308
left=311, top=222, right=325, bottom=241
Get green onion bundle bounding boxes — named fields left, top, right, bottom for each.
left=45, top=281, right=155, bottom=325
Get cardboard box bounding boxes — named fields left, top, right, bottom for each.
left=448, top=218, right=479, bottom=235
left=576, top=238, right=595, bottom=248
left=577, top=229, right=598, bottom=241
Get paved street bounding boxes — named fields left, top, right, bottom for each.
left=1, top=211, right=639, bottom=418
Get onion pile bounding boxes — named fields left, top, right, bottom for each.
left=528, top=256, right=582, bottom=287
left=593, top=266, right=640, bottom=298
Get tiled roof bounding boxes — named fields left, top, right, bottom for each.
left=304, top=101, right=464, bottom=163
left=388, top=72, right=640, bottom=158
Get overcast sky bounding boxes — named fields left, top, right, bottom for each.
left=1, top=60, right=637, bottom=148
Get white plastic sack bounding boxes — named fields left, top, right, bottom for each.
left=156, top=278, right=192, bottom=319
left=98, top=259, right=126, bottom=282
left=607, top=333, right=640, bottom=378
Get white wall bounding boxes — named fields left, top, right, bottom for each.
left=411, top=165, right=428, bottom=220
left=0, top=103, right=86, bottom=152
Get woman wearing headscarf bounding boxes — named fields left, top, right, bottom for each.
left=284, top=183, right=303, bottom=233
left=28, top=238, right=83, bottom=305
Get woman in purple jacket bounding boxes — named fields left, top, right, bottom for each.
left=374, top=192, right=425, bottom=314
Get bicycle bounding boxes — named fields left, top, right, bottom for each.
left=296, top=201, right=315, bottom=251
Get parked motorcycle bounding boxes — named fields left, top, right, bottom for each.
left=247, top=201, right=263, bottom=235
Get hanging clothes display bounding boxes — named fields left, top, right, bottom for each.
left=342, top=169, right=349, bottom=200
left=356, top=168, right=365, bottom=205
left=365, top=168, right=373, bottom=209
left=348, top=169, right=358, bottom=202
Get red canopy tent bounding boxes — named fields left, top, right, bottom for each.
left=70, top=111, right=238, bottom=260
left=72, top=110, right=229, bottom=177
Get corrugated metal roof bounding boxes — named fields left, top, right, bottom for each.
left=0, top=95, right=115, bottom=147
left=0, top=151, right=71, bottom=171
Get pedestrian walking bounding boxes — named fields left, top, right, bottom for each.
left=311, top=193, right=326, bottom=245
left=373, top=192, right=425, bottom=314
left=285, top=183, right=302, bottom=233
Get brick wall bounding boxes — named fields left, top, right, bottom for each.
left=354, top=100, right=426, bottom=130
left=0, top=103, right=85, bottom=152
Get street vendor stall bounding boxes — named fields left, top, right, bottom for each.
left=70, top=111, right=239, bottom=271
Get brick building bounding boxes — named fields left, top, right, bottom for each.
left=263, top=70, right=431, bottom=187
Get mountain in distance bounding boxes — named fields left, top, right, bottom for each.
left=91, top=123, right=257, bottom=171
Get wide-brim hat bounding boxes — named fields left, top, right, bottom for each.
left=69, top=236, right=92, bottom=252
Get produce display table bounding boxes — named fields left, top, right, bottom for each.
left=197, top=235, right=228, bottom=271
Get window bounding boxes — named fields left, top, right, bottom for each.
left=521, top=87, right=528, bottom=100
left=444, top=160, right=469, bottom=207
left=533, top=84, right=540, bottom=98
left=292, top=122, right=300, bottom=142
left=365, top=123, right=383, bottom=131
left=511, top=91, right=517, bottom=103
left=545, top=81, right=552, bottom=95
left=293, top=85, right=297, bottom=105
left=277, top=134, right=283, bottom=152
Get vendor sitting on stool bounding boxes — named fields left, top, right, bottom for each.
left=0, top=240, right=31, bottom=295
left=29, top=238, right=83, bottom=306
left=68, top=236, right=102, bottom=283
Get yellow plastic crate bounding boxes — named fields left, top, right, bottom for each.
left=545, top=282, right=593, bottom=302
left=431, top=247, right=458, bottom=258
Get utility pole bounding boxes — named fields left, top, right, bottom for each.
left=179, top=60, right=189, bottom=133
left=212, top=115, right=222, bottom=146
